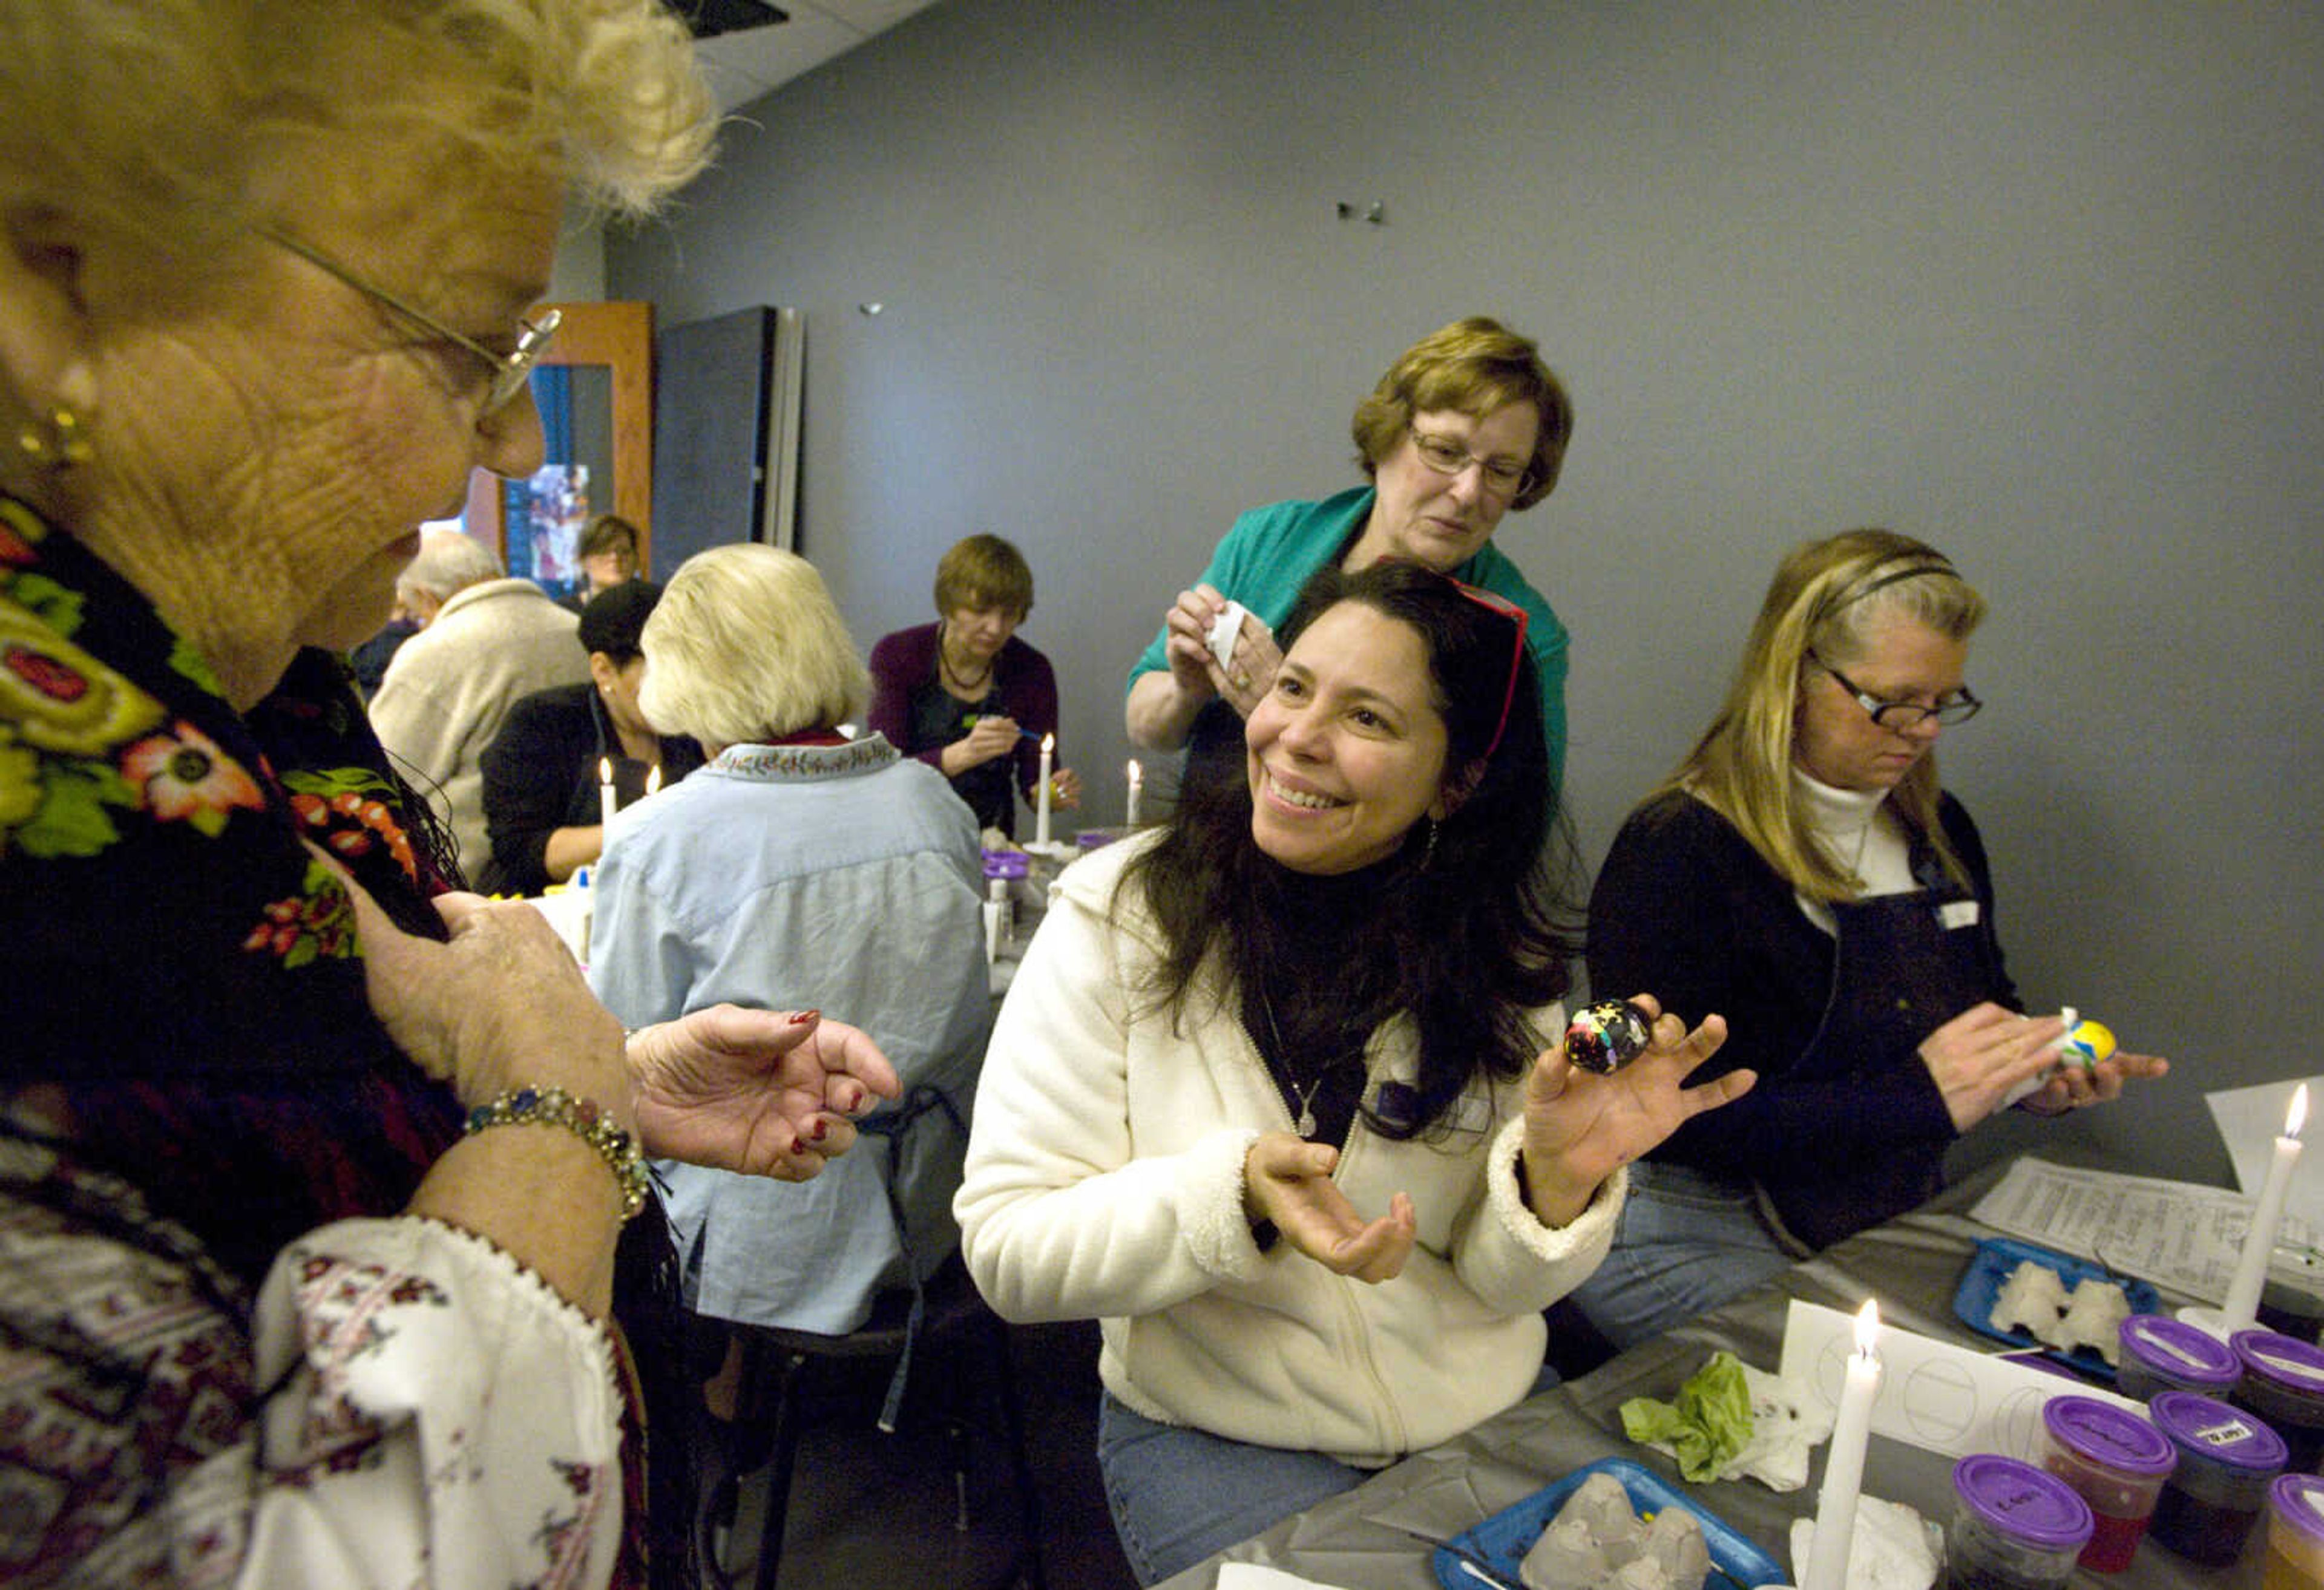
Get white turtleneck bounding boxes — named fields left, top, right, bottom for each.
left=1793, top=768, right=1914, bottom=935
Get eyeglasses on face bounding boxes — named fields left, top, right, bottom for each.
left=1808, top=652, right=1983, bottom=730
left=1409, top=428, right=1532, bottom=498
left=259, top=227, right=560, bottom=418
left=1449, top=578, right=1529, bottom=759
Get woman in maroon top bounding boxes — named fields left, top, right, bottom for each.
left=867, top=534, right=1083, bottom=836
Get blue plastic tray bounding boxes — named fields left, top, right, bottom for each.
left=1432, top=1456, right=1784, bottom=1590
left=1952, top=1234, right=2159, bottom=1382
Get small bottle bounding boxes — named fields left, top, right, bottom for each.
left=2147, top=1390, right=2289, bottom=1567
left=2036, top=1395, right=2176, bottom=1571
left=2266, top=1473, right=2324, bottom=1590
left=2233, top=1329, right=2324, bottom=1474
left=2117, top=1314, right=2242, bottom=1402
left=1945, top=1454, right=2093, bottom=1590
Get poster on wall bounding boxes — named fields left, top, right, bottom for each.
left=504, top=462, right=590, bottom=598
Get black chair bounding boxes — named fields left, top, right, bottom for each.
left=694, top=1089, right=1046, bottom=1590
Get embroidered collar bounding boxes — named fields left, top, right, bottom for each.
left=712, top=733, right=901, bottom=782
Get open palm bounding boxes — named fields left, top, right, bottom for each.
left=1520, top=997, right=1753, bottom=1226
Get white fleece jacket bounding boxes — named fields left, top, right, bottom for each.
left=955, top=836, right=1625, bottom=1468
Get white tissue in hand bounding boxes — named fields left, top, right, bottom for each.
left=2047, top=1278, right=2130, bottom=1365
left=1987, top=1260, right=2070, bottom=1336
left=1787, top=1496, right=1941, bottom=1590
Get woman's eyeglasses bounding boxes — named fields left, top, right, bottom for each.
left=1808, top=652, right=1983, bottom=729
left=259, top=227, right=560, bottom=418
left=1410, top=430, right=1532, bottom=499
left=1449, top=580, right=1529, bottom=759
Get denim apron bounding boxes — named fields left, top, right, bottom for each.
left=1761, top=872, right=2006, bottom=1249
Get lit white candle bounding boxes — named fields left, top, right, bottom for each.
left=2223, top=1083, right=2308, bottom=1329
left=599, top=756, right=617, bottom=829
left=1125, top=759, right=1143, bottom=828
left=1036, top=733, right=1055, bottom=846
left=1802, top=1299, right=1882, bottom=1590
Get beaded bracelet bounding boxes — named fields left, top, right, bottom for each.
left=463, top=1085, right=651, bottom=1220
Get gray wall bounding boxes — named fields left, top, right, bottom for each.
left=611, top=0, right=2323, bottom=1190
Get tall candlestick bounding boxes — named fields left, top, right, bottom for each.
left=1802, top=1299, right=1883, bottom=1590
left=1036, top=733, right=1054, bottom=846
left=1125, top=759, right=1143, bottom=828
left=2223, top=1083, right=2308, bottom=1329
left=599, top=756, right=617, bottom=829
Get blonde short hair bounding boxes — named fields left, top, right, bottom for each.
left=640, top=545, right=868, bottom=747
left=0, top=1, right=714, bottom=283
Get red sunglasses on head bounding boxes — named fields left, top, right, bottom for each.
left=1448, top=579, right=1528, bottom=761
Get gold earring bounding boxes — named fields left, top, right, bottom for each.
left=17, top=406, right=93, bottom=468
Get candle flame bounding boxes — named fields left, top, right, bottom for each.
left=1854, top=1298, right=1881, bottom=1354
left=1042, top=733, right=1055, bottom=752
left=1126, top=758, right=1141, bottom=784
left=598, top=757, right=612, bottom=782
left=2290, top=1083, right=2309, bottom=1140
left=645, top=766, right=661, bottom=796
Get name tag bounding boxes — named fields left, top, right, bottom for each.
left=1938, top=900, right=1981, bottom=931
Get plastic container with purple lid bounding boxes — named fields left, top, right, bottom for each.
left=1945, top=1454, right=2093, bottom=1590
left=2147, top=1389, right=2289, bottom=1567
left=2233, top=1329, right=2324, bottom=1473
left=980, top=848, right=1031, bottom=880
left=2267, top=1473, right=2324, bottom=1588
left=2117, top=1314, right=2242, bottom=1401
left=2037, top=1395, right=2177, bottom=1571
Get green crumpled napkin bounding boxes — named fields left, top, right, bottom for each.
left=1618, top=1349, right=1754, bottom=1482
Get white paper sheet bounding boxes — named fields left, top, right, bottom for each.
left=1776, top=1299, right=2141, bottom=1463
left=1968, top=1155, right=2320, bottom=1304
left=2207, top=1076, right=2324, bottom=1226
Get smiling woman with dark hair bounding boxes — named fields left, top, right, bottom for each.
left=960, top=560, right=1751, bottom=1584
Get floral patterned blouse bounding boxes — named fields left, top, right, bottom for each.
left=0, top=496, right=636, bottom=1589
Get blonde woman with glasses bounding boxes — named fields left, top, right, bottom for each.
left=1570, top=530, right=2168, bottom=1352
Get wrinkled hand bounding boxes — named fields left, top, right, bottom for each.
left=1520, top=997, right=1753, bottom=1228
left=1920, top=1003, right=2069, bottom=1130
left=628, top=1006, right=901, bottom=1180
left=1243, top=1132, right=1416, bottom=1283
left=955, top=713, right=1022, bottom=770
left=328, top=845, right=629, bottom=1112
left=2018, top=1047, right=2170, bottom=1117
left=1047, top=766, right=1084, bottom=810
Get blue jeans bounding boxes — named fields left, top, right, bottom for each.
left=1568, top=1161, right=1796, bottom=1351
left=1095, top=1363, right=1563, bottom=1585
left=1096, top=1394, right=1367, bottom=1585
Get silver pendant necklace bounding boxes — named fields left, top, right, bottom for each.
left=1256, top=983, right=1330, bottom=1139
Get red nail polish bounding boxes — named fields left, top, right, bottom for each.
left=809, top=1118, right=829, bottom=1142
left=788, top=1009, right=820, bottom=1026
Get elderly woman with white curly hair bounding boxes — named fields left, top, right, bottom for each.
left=0, top=5, right=902, bottom=1587
left=589, top=545, right=991, bottom=1381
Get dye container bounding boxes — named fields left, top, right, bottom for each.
left=2036, top=1395, right=2176, bottom=1571
left=2117, top=1314, right=2242, bottom=1402
left=2147, top=1389, right=2288, bottom=1567
left=2233, top=1329, right=2324, bottom=1473
left=2266, top=1473, right=2324, bottom=1590
left=1945, top=1454, right=2093, bottom=1590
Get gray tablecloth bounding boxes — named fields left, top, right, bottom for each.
left=1157, top=1163, right=2263, bottom=1590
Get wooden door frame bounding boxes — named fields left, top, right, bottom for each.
left=464, top=299, right=657, bottom=569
